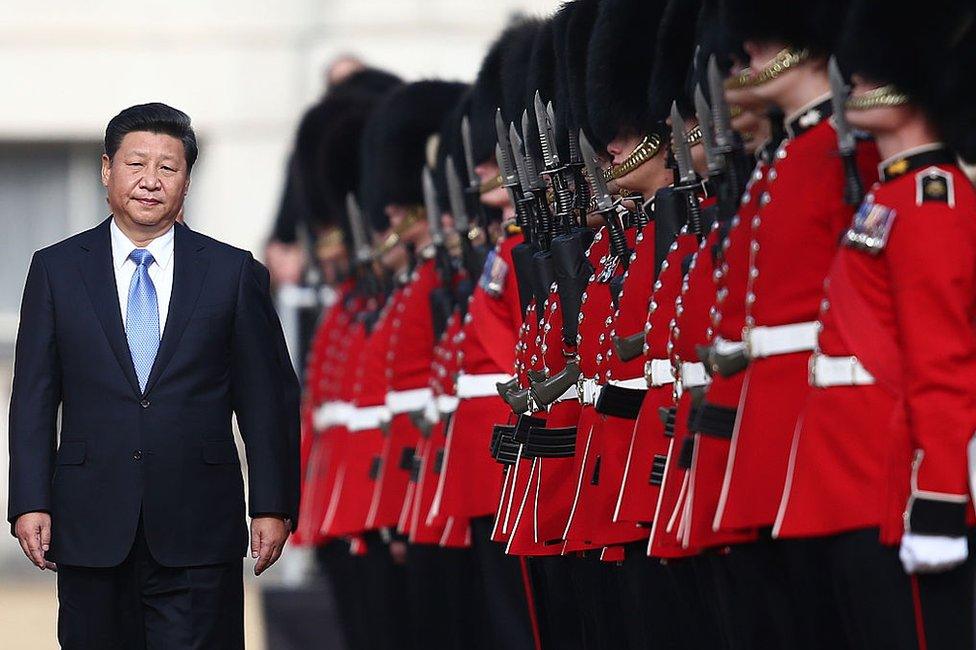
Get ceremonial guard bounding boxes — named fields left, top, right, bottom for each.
left=774, top=0, right=976, bottom=647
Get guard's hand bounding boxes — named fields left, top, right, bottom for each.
left=899, top=532, right=969, bottom=574
left=251, top=516, right=290, bottom=576
left=15, top=511, right=56, bottom=571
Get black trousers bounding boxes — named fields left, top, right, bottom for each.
left=56, top=520, right=243, bottom=650
left=827, top=529, right=975, bottom=650
left=470, top=516, right=538, bottom=650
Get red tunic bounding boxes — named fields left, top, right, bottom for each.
left=431, top=231, right=524, bottom=521
left=367, top=259, right=440, bottom=529
left=718, top=111, right=880, bottom=531
left=292, top=286, right=352, bottom=546
left=776, top=153, right=976, bottom=543
left=320, top=294, right=395, bottom=538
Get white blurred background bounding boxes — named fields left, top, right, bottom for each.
left=0, top=1, right=561, bottom=647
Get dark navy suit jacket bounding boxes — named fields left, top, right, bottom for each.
left=7, top=217, right=300, bottom=568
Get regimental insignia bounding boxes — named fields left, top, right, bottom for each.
left=916, top=166, right=955, bottom=207
left=479, top=249, right=507, bottom=297
left=798, top=108, right=821, bottom=130
left=843, top=198, right=897, bottom=255
left=884, top=158, right=910, bottom=178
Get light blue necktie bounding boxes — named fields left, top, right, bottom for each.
left=126, top=249, right=160, bottom=393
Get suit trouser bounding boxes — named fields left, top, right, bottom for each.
left=56, top=519, right=243, bottom=650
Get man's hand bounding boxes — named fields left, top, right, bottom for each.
left=14, top=512, right=56, bottom=571
left=250, top=516, right=290, bottom=576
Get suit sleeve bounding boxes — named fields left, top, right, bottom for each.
left=888, top=201, right=976, bottom=536
left=7, top=252, right=61, bottom=527
left=232, top=253, right=300, bottom=524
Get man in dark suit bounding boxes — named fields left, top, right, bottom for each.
left=7, top=102, right=300, bottom=649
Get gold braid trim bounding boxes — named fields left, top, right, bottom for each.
left=845, top=84, right=910, bottom=110
left=375, top=206, right=424, bottom=257
left=606, top=132, right=664, bottom=182
left=479, top=174, right=503, bottom=194
left=726, top=47, right=810, bottom=89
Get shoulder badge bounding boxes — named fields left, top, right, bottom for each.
left=916, top=166, right=955, bottom=207
left=479, top=249, right=507, bottom=297
left=843, top=198, right=897, bottom=255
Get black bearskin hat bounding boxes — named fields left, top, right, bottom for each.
left=647, top=0, right=702, bottom=121
left=469, top=19, right=538, bottom=166
left=586, top=0, right=669, bottom=148
left=360, top=80, right=468, bottom=231
left=564, top=0, right=602, bottom=147
left=500, top=19, right=543, bottom=125
left=291, top=68, right=401, bottom=231
left=525, top=18, right=560, bottom=163
left=839, top=0, right=976, bottom=162
left=720, top=0, right=847, bottom=57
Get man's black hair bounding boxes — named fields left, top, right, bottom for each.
left=104, top=102, right=198, bottom=172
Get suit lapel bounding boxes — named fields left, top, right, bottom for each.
left=78, top=217, right=142, bottom=398
left=143, top=223, right=209, bottom=396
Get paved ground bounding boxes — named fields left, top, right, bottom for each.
left=0, top=573, right=267, bottom=649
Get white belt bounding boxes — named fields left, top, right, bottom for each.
left=313, top=401, right=354, bottom=431
left=680, top=362, right=710, bottom=389
left=609, top=377, right=648, bottom=391
left=348, top=405, right=392, bottom=432
left=386, top=388, right=434, bottom=414
left=645, top=358, right=676, bottom=387
left=746, top=322, right=819, bottom=358
left=713, top=337, right=746, bottom=355
left=579, top=378, right=602, bottom=406
left=457, top=373, right=515, bottom=399
left=810, top=354, right=875, bottom=388
left=437, top=394, right=460, bottom=414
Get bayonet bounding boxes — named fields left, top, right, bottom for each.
left=828, top=56, right=865, bottom=206
left=461, top=115, right=479, bottom=191
left=694, top=85, right=721, bottom=176
left=422, top=166, right=444, bottom=247
left=534, top=91, right=558, bottom=169
left=708, top=56, right=734, bottom=151
left=579, top=130, right=614, bottom=213
left=345, top=192, right=372, bottom=265
left=671, top=102, right=705, bottom=237
left=510, top=123, right=533, bottom=195
left=671, top=104, right=697, bottom=186
left=445, top=157, right=470, bottom=234
left=495, top=109, right=518, bottom=188
left=521, top=109, right=545, bottom=190
left=829, top=57, right=856, bottom=155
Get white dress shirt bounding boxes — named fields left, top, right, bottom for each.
left=110, top=218, right=175, bottom=337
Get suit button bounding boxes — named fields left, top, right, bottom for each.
left=140, top=399, right=150, bottom=408
left=133, top=450, right=142, bottom=461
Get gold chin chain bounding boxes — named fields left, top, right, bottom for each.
left=606, top=132, right=664, bottom=182
left=726, top=47, right=810, bottom=89
left=479, top=174, right=503, bottom=195
left=845, top=84, right=910, bottom=110
left=375, top=206, right=424, bottom=257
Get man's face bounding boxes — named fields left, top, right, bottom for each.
left=102, top=131, right=189, bottom=233
left=742, top=40, right=797, bottom=106
left=476, top=159, right=512, bottom=219
left=607, top=131, right=673, bottom=196
left=845, top=75, right=915, bottom=136
left=385, top=204, right=429, bottom=247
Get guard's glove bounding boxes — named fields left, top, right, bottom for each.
left=899, top=532, right=968, bottom=574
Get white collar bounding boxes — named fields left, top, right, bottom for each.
left=110, top=217, right=176, bottom=271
